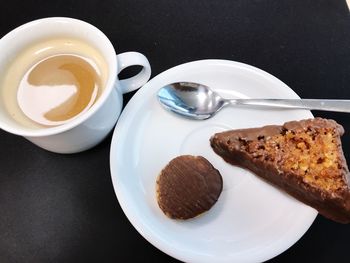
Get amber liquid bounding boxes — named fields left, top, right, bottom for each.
left=1, top=38, right=108, bottom=129
left=17, top=54, right=101, bottom=126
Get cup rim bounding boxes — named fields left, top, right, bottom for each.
left=0, top=17, right=117, bottom=137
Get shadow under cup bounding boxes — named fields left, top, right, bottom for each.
left=0, top=18, right=126, bottom=153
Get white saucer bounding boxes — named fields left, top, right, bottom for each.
left=110, top=60, right=317, bottom=263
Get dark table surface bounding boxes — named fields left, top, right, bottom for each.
left=1, top=0, right=350, bottom=262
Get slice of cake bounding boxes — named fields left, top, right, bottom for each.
left=210, top=118, right=350, bottom=223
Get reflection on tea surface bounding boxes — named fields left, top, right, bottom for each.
left=17, top=54, right=101, bottom=126
left=0, top=38, right=108, bottom=129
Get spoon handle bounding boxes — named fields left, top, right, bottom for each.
left=229, top=99, right=350, bottom=113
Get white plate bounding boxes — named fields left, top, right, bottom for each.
left=110, top=60, right=317, bottom=263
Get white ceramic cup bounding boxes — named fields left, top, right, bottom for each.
left=0, top=17, right=151, bottom=153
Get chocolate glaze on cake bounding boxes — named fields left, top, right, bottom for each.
left=210, top=118, right=350, bottom=223
left=156, top=155, right=223, bottom=219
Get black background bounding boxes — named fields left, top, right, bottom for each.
left=1, top=0, right=350, bottom=262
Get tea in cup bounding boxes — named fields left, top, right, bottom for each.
left=0, top=17, right=151, bottom=153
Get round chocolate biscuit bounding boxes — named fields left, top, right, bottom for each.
left=156, top=155, right=223, bottom=219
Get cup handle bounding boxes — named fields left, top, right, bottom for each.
left=117, top=51, right=151, bottom=94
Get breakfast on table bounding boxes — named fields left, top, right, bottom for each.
left=1, top=19, right=350, bottom=224
left=1, top=14, right=350, bottom=263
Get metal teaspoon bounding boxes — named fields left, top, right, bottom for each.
left=157, top=82, right=350, bottom=120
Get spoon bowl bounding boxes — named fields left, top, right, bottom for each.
left=157, top=82, right=226, bottom=119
